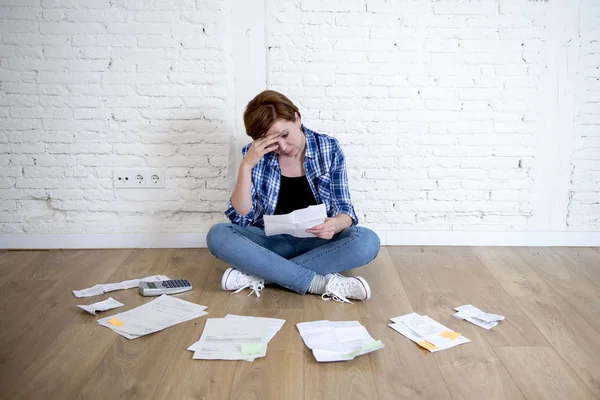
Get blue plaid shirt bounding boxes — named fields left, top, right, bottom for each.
left=225, top=126, right=358, bottom=228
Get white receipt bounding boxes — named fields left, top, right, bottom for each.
left=73, top=275, right=170, bottom=298
left=97, top=295, right=207, bottom=339
left=191, top=318, right=269, bottom=360
left=296, top=320, right=384, bottom=362
left=263, top=204, right=327, bottom=238
left=77, top=297, right=124, bottom=316
left=453, top=305, right=504, bottom=330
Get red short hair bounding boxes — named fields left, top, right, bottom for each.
left=243, top=90, right=301, bottom=140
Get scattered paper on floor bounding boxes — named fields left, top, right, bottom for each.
left=189, top=317, right=270, bottom=360
left=188, top=314, right=285, bottom=361
left=77, top=297, right=124, bottom=316
left=389, top=312, right=470, bottom=353
left=97, top=294, right=207, bottom=339
left=296, top=320, right=384, bottom=362
left=452, top=304, right=505, bottom=330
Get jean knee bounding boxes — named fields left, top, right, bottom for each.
left=358, top=227, right=380, bottom=264
left=206, top=223, right=232, bottom=256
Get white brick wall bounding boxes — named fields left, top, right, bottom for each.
left=269, top=0, right=599, bottom=233
left=569, top=0, right=600, bottom=230
left=0, top=0, right=598, bottom=238
left=0, top=0, right=234, bottom=234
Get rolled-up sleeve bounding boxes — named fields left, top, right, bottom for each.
left=224, top=184, right=257, bottom=227
left=329, top=141, right=359, bottom=226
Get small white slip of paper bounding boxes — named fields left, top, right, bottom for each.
left=77, top=297, right=124, bottom=316
left=72, top=275, right=170, bottom=298
left=452, top=305, right=504, bottom=330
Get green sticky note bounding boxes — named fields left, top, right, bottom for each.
left=343, top=340, right=383, bottom=359
left=361, top=340, right=383, bottom=352
left=343, top=349, right=361, bottom=359
left=240, top=344, right=263, bottom=355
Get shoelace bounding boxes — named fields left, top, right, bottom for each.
left=232, top=279, right=265, bottom=297
left=321, top=275, right=353, bottom=304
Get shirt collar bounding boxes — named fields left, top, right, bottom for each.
left=302, top=125, right=316, bottom=160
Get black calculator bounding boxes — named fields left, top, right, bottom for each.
left=138, top=279, right=192, bottom=296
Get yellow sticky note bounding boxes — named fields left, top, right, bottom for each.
left=108, top=318, right=124, bottom=327
left=416, top=341, right=438, bottom=351
left=240, top=344, right=263, bottom=355
left=439, top=330, right=461, bottom=340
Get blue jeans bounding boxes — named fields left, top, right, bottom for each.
left=206, top=223, right=380, bottom=295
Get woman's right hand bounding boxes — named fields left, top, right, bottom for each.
left=241, top=132, right=280, bottom=170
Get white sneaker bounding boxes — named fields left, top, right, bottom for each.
left=322, top=274, right=371, bottom=304
left=221, top=267, right=265, bottom=297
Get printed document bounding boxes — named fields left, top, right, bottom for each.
left=190, top=318, right=270, bottom=360
left=97, top=294, right=207, bottom=339
left=187, top=314, right=285, bottom=361
left=264, top=204, right=327, bottom=238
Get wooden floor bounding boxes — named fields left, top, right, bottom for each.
left=0, top=247, right=599, bottom=400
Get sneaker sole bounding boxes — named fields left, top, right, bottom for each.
left=221, top=267, right=235, bottom=291
left=352, top=276, right=371, bottom=300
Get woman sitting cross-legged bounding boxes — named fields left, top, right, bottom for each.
left=206, top=90, right=380, bottom=303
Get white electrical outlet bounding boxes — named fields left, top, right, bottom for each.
left=146, top=169, right=165, bottom=188
left=113, top=169, right=165, bottom=189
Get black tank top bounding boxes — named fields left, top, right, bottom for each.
left=274, top=175, right=317, bottom=215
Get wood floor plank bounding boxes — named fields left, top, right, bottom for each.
left=0, top=279, right=73, bottom=390
left=495, top=346, right=597, bottom=400
left=388, top=248, right=528, bottom=399
left=228, top=309, right=305, bottom=400
left=302, top=293, right=379, bottom=400
left=0, top=250, right=48, bottom=286
left=386, top=247, right=455, bottom=299
left=304, top=356, right=379, bottom=400
left=513, top=294, right=600, bottom=397
left=76, top=249, right=195, bottom=399
left=152, top=255, right=236, bottom=400
left=7, top=323, right=117, bottom=400
left=1, top=247, right=599, bottom=400
left=38, top=249, right=134, bottom=304
left=1, top=250, right=134, bottom=393
left=360, top=248, right=453, bottom=400
left=471, top=247, right=555, bottom=297
left=77, top=322, right=187, bottom=399
left=554, top=247, right=600, bottom=288
left=394, top=247, right=547, bottom=347
left=14, top=249, right=90, bottom=282
left=410, top=291, right=526, bottom=400
left=456, top=285, right=549, bottom=348
left=512, top=247, right=600, bottom=334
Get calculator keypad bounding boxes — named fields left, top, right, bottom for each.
left=160, top=280, right=190, bottom=288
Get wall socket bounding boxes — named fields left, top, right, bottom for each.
left=113, top=169, right=165, bottom=189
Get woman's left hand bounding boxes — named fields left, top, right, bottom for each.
left=306, top=218, right=338, bottom=240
